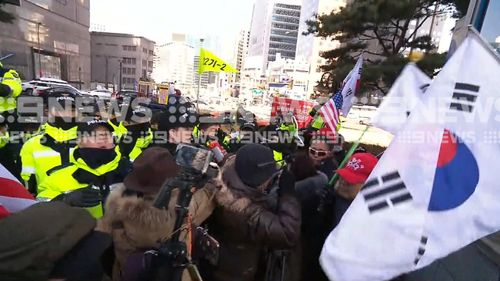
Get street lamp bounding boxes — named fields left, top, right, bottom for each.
left=197, top=38, right=205, bottom=112
left=104, top=56, right=122, bottom=91
left=36, top=22, right=43, bottom=78
left=118, top=59, right=123, bottom=92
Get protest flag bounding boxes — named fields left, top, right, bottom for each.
left=320, top=29, right=500, bottom=281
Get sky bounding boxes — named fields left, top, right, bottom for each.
left=480, top=0, right=500, bottom=44
left=90, top=0, right=256, bottom=44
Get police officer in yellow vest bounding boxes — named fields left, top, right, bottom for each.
left=0, top=61, right=22, bottom=121
left=37, top=120, right=130, bottom=218
left=20, top=88, right=79, bottom=193
left=0, top=62, right=22, bottom=176
left=104, top=100, right=128, bottom=138
left=117, top=106, right=153, bottom=162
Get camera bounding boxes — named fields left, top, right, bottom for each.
left=147, top=144, right=219, bottom=281
left=174, top=144, right=214, bottom=175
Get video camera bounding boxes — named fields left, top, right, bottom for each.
left=174, top=144, right=216, bottom=176
left=146, top=144, right=219, bottom=281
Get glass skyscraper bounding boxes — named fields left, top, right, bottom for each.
left=0, top=0, right=91, bottom=87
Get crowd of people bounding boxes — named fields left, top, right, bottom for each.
left=0, top=62, right=499, bottom=281
left=0, top=74, right=383, bottom=281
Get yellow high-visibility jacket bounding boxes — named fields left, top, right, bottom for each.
left=0, top=69, right=22, bottom=113
left=37, top=146, right=123, bottom=218
left=20, top=124, right=78, bottom=185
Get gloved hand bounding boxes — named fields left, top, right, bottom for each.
left=319, top=184, right=336, bottom=205
left=56, top=188, right=102, bottom=208
left=278, top=168, right=296, bottom=196
left=317, top=183, right=338, bottom=213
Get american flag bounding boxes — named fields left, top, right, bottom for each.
left=320, top=92, right=343, bottom=132
left=0, top=164, right=36, bottom=219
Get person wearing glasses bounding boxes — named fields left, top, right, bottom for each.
left=308, top=137, right=340, bottom=179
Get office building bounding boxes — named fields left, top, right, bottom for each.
left=248, top=0, right=302, bottom=72
left=305, top=0, right=346, bottom=96
left=152, top=34, right=195, bottom=92
left=241, top=55, right=267, bottom=91
left=235, top=30, right=250, bottom=82
left=295, top=0, right=320, bottom=62
left=0, top=0, right=90, bottom=87
left=405, top=13, right=454, bottom=54
left=90, top=32, right=155, bottom=90
left=267, top=54, right=310, bottom=98
left=450, top=0, right=500, bottom=55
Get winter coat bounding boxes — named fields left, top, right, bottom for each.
left=330, top=194, right=353, bottom=231
left=295, top=172, right=330, bottom=281
left=0, top=202, right=96, bottom=281
left=207, top=156, right=301, bottom=281
left=317, top=157, right=338, bottom=179
left=104, top=181, right=219, bottom=281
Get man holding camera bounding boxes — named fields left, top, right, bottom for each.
left=207, top=143, right=301, bottom=281
left=103, top=147, right=219, bottom=281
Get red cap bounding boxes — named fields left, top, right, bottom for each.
left=337, top=153, right=378, bottom=185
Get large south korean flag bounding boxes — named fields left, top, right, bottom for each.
left=320, top=30, right=500, bottom=281
left=371, top=63, right=431, bottom=135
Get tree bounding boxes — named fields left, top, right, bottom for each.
left=0, top=2, right=15, bottom=23
left=306, top=0, right=469, bottom=96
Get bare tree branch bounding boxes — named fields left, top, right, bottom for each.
left=373, top=27, right=392, bottom=56
left=404, top=14, right=432, bottom=43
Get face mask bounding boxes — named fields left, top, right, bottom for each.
left=126, top=122, right=150, bottom=139
left=50, top=116, right=76, bottom=131
left=78, top=147, right=117, bottom=169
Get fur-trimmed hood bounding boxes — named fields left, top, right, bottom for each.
left=105, top=184, right=176, bottom=240
left=105, top=182, right=217, bottom=281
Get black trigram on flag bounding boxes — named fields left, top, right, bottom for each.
left=414, top=236, right=428, bottom=265
left=345, top=88, right=354, bottom=97
left=420, top=83, right=430, bottom=93
left=361, top=171, right=412, bottom=213
left=449, top=82, right=480, bottom=113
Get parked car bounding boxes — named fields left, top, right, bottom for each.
left=22, top=78, right=79, bottom=96
left=89, top=89, right=112, bottom=99
left=114, top=90, right=138, bottom=100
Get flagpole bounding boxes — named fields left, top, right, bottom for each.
left=468, top=26, right=500, bottom=63
left=328, top=125, right=369, bottom=187
left=317, top=125, right=369, bottom=213
left=197, top=38, right=204, bottom=113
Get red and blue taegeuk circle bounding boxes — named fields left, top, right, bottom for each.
left=429, top=130, right=480, bottom=211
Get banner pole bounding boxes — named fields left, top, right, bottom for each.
left=328, top=125, right=369, bottom=187
left=197, top=71, right=201, bottom=113
left=197, top=39, right=204, bottom=114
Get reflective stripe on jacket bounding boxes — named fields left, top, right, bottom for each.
left=20, top=124, right=78, bottom=184
left=37, top=146, right=123, bottom=218
left=0, top=69, right=22, bottom=112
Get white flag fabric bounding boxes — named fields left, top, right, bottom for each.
left=0, top=164, right=36, bottom=214
left=371, top=63, right=431, bottom=135
left=320, top=31, right=500, bottom=281
left=340, top=55, right=363, bottom=116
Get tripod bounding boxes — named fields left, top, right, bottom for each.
left=148, top=170, right=208, bottom=281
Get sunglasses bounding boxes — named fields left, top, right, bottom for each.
left=309, top=147, right=329, bottom=157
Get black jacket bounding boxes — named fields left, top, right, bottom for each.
left=317, top=158, right=338, bottom=179
left=295, top=172, right=329, bottom=281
